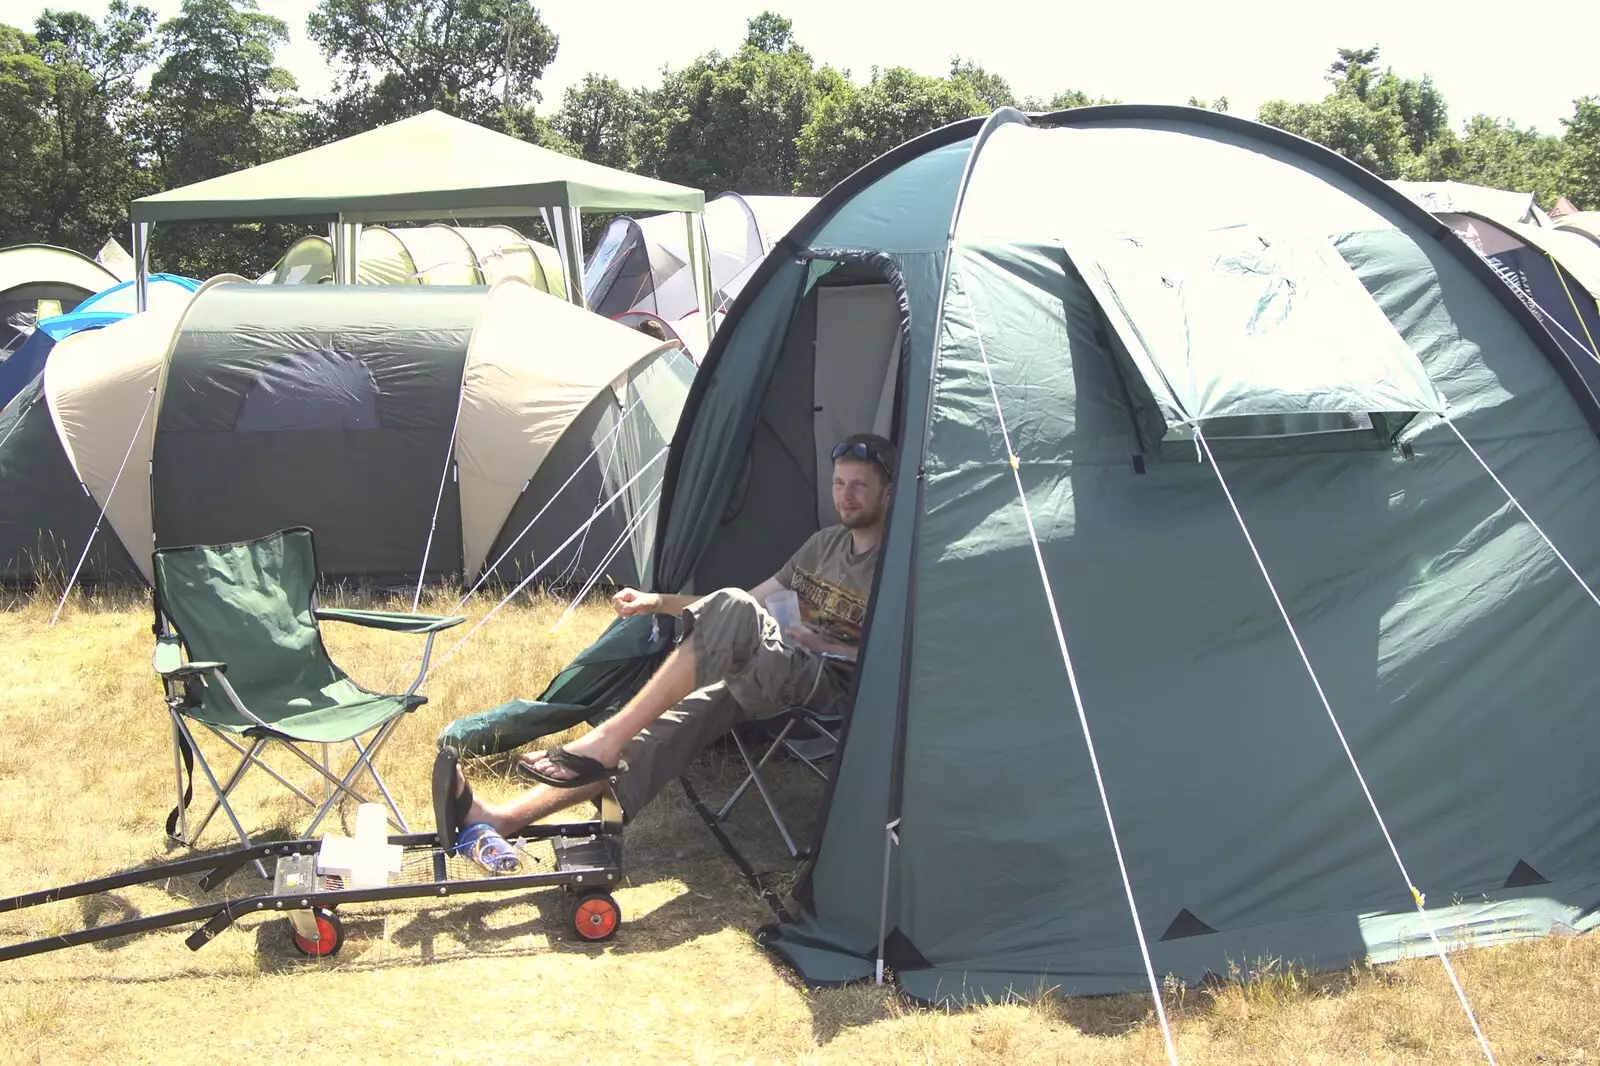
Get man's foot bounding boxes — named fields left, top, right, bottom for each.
left=451, top=765, right=518, bottom=835
left=517, top=738, right=625, bottom=788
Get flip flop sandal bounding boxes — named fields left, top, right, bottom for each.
left=453, top=822, right=524, bottom=874
left=431, top=747, right=475, bottom=852
left=518, top=744, right=626, bottom=789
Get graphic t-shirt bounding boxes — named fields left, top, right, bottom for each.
left=772, top=526, right=880, bottom=648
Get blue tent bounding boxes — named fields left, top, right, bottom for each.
left=0, top=274, right=198, bottom=412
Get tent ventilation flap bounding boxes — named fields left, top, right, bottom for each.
left=1060, top=227, right=1446, bottom=442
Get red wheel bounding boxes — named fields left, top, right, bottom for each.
left=290, top=907, right=343, bottom=958
left=572, top=892, right=620, bottom=942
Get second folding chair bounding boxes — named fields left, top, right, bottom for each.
left=152, top=527, right=463, bottom=859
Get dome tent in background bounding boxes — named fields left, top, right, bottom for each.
left=1555, top=211, right=1600, bottom=250
left=0, top=278, right=691, bottom=590
left=1418, top=210, right=1600, bottom=384
left=0, top=244, right=119, bottom=354
left=261, top=223, right=568, bottom=298
left=1389, top=179, right=1554, bottom=228
left=584, top=192, right=818, bottom=358
left=0, top=274, right=201, bottom=413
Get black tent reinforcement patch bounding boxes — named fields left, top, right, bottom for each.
left=1504, top=859, right=1550, bottom=888
left=883, top=928, right=931, bottom=972
left=1160, top=908, right=1218, bottom=941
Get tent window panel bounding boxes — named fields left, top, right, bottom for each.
left=233, top=348, right=381, bottom=431
left=1063, top=228, right=1442, bottom=438
left=812, top=282, right=901, bottom=526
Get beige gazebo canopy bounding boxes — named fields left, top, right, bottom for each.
left=128, top=110, right=712, bottom=336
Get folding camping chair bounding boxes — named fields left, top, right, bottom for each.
left=713, top=652, right=849, bottom=859
left=152, top=527, right=464, bottom=859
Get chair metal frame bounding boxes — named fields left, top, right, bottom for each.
left=714, top=652, right=847, bottom=859
left=159, top=624, right=441, bottom=854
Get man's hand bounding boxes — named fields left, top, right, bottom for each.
left=787, top=623, right=826, bottom=652
left=612, top=588, right=662, bottom=618
left=787, top=623, right=854, bottom=660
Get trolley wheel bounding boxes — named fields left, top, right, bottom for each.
left=290, top=907, right=344, bottom=958
left=571, top=891, right=621, bottom=942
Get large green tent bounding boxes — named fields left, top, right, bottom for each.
left=0, top=278, right=691, bottom=587
left=492, top=105, right=1600, bottom=1003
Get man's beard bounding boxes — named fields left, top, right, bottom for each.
left=838, top=501, right=883, bottom=529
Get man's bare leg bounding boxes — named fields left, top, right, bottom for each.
left=522, top=640, right=700, bottom=782
left=455, top=766, right=603, bottom=836
left=447, top=642, right=700, bottom=835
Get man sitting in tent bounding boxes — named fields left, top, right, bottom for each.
left=436, top=433, right=895, bottom=860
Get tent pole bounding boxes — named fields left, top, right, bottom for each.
left=132, top=223, right=149, bottom=312
left=331, top=220, right=346, bottom=284
left=686, top=211, right=714, bottom=350
left=331, top=217, right=347, bottom=284
left=562, top=207, right=588, bottom=308
left=348, top=222, right=362, bottom=283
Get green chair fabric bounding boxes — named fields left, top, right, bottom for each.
left=150, top=525, right=464, bottom=851
left=152, top=527, right=456, bottom=743
left=437, top=611, right=677, bottom=755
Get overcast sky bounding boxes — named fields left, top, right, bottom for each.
left=12, top=0, right=1593, bottom=134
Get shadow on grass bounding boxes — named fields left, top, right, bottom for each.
left=254, top=740, right=826, bottom=974
left=45, top=827, right=300, bottom=957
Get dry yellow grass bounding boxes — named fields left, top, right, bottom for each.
left=1, top=584, right=1597, bottom=1065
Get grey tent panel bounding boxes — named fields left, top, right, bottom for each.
left=484, top=389, right=639, bottom=588
left=0, top=378, right=140, bottom=583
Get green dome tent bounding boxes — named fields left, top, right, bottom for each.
left=0, top=278, right=690, bottom=587
left=0, top=244, right=119, bottom=353
left=497, top=105, right=1600, bottom=1005
left=1556, top=211, right=1600, bottom=250
left=265, top=223, right=567, bottom=297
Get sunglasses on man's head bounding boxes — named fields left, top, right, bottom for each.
left=832, top=441, right=891, bottom=473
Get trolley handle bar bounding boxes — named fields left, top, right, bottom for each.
left=0, top=822, right=613, bottom=915
left=0, top=839, right=319, bottom=913
left=1, top=860, right=620, bottom=963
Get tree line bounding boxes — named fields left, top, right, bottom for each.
left=3, top=2, right=1598, bottom=280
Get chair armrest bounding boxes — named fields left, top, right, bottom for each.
left=153, top=636, right=226, bottom=678
left=314, top=608, right=466, bottom=634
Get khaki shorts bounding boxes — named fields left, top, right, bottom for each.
left=613, top=588, right=852, bottom=819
